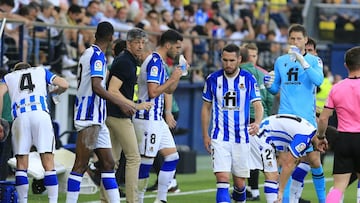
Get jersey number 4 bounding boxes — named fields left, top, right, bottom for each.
left=20, top=73, right=35, bottom=92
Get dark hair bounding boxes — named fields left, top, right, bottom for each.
left=113, top=39, right=126, bottom=56
left=0, top=0, right=14, bottom=8
left=68, top=4, right=82, bottom=14
left=184, top=5, right=194, bottom=16
left=159, top=29, right=183, bottom=46
left=0, top=68, right=8, bottom=78
left=306, top=37, right=317, bottom=50
left=95, top=21, right=114, bottom=41
left=239, top=47, right=249, bottom=62
left=345, top=46, right=360, bottom=71
left=288, top=24, right=307, bottom=37
left=222, top=44, right=240, bottom=57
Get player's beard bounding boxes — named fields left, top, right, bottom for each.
left=224, top=67, right=238, bottom=76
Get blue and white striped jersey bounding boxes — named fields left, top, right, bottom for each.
left=135, top=52, right=167, bottom=121
left=257, top=114, right=317, bottom=158
left=202, top=69, right=261, bottom=143
left=74, top=44, right=107, bottom=124
left=3, top=67, right=55, bottom=119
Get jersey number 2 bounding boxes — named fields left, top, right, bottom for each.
left=20, top=73, right=35, bottom=92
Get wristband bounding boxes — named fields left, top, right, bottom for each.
left=317, top=136, right=326, bottom=140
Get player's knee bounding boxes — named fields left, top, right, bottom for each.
left=265, top=172, right=279, bottom=182
left=101, top=159, right=115, bottom=171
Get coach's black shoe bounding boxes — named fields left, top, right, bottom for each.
left=247, top=195, right=260, bottom=201
left=299, top=197, right=311, bottom=203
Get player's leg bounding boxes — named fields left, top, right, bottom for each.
left=95, top=124, right=121, bottom=203
left=40, top=153, right=58, bottom=203
left=35, top=112, right=58, bottom=203
left=66, top=125, right=100, bottom=203
left=308, top=150, right=326, bottom=203
left=15, top=155, right=30, bottom=203
left=12, top=115, right=32, bottom=203
left=261, top=142, right=279, bottom=203
left=95, top=147, right=120, bottom=203
left=290, top=160, right=310, bottom=202
left=135, top=119, right=161, bottom=203
left=211, top=140, right=232, bottom=203
left=156, top=121, right=179, bottom=203
left=232, top=142, right=251, bottom=202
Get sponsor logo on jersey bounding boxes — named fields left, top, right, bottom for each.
left=295, top=142, right=306, bottom=153
left=94, top=60, right=103, bottom=71
left=150, top=66, right=158, bottom=77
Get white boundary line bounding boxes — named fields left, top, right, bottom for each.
left=85, top=178, right=333, bottom=202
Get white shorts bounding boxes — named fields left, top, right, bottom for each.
left=74, top=120, right=111, bottom=149
left=249, top=135, right=278, bottom=172
left=12, top=111, right=55, bottom=155
left=211, top=139, right=250, bottom=178
left=133, top=118, right=175, bottom=157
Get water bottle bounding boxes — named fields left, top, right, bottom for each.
left=289, top=45, right=300, bottom=62
left=48, top=84, right=60, bottom=105
left=179, top=54, right=188, bottom=76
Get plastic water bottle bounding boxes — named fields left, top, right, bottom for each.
left=289, top=45, right=300, bottom=62
left=179, top=54, right=188, bottom=76
left=48, top=84, right=60, bottom=105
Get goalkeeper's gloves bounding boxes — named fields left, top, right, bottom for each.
left=263, top=71, right=275, bottom=88
left=288, top=45, right=310, bottom=69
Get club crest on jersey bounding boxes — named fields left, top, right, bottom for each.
left=150, top=66, right=158, bottom=77
left=94, top=60, right=103, bottom=71
left=295, top=142, right=306, bottom=153
left=238, top=83, right=246, bottom=91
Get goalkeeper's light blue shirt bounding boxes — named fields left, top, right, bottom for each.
left=267, top=53, right=324, bottom=127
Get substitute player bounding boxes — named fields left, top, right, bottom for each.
left=0, top=62, right=69, bottom=203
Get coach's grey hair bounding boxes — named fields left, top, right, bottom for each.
left=126, top=28, right=147, bottom=42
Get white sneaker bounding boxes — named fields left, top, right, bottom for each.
left=62, top=70, right=76, bottom=79
left=62, top=56, right=77, bottom=68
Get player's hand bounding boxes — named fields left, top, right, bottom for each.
left=263, top=71, right=275, bottom=88
left=170, top=67, right=183, bottom=81
left=314, top=136, right=328, bottom=152
left=0, top=124, right=4, bottom=142
left=165, top=112, right=176, bottom=129
left=118, top=102, right=136, bottom=116
left=275, top=191, right=283, bottom=203
left=248, top=122, right=259, bottom=136
left=136, top=102, right=153, bottom=111
left=288, top=45, right=310, bottom=69
left=203, top=135, right=212, bottom=154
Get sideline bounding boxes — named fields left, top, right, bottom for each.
left=86, top=178, right=333, bottom=202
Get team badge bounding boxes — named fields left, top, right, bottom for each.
left=295, top=142, right=306, bottom=153
left=94, top=60, right=103, bottom=71
left=150, top=66, right=158, bottom=77
left=239, top=83, right=245, bottom=90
